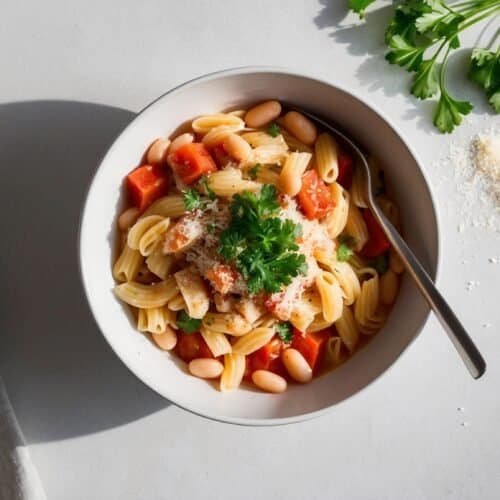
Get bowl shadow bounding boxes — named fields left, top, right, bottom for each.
left=0, top=100, right=169, bottom=444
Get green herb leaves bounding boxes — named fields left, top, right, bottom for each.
left=349, top=0, right=377, bottom=18
left=469, top=48, right=500, bottom=112
left=336, top=235, right=356, bottom=262
left=177, top=311, right=201, bottom=333
left=266, top=123, right=281, bottom=137
left=218, top=185, right=307, bottom=295
left=275, top=322, right=293, bottom=343
left=183, top=188, right=202, bottom=211
left=351, top=0, right=500, bottom=133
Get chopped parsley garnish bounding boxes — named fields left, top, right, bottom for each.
left=336, top=235, right=356, bottom=262
left=248, top=163, right=261, bottom=180
left=218, top=185, right=307, bottom=295
left=266, top=122, right=281, bottom=137
left=371, top=253, right=389, bottom=274
left=177, top=311, right=202, bottom=333
left=183, top=188, right=202, bottom=211
left=275, top=322, right=293, bottom=343
left=199, top=175, right=216, bottom=200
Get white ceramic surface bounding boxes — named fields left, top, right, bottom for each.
left=79, top=68, right=439, bottom=425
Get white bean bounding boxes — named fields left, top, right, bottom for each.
left=223, top=133, right=252, bottom=162
left=118, top=207, right=140, bottom=231
left=151, top=326, right=177, bottom=351
left=244, top=100, right=282, bottom=128
left=146, top=138, right=171, bottom=165
left=282, top=348, right=313, bottom=383
left=251, top=370, right=287, bottom=393
left=168, top=133, right=194, bottom=155
left=282, top=111, right=317, bottom=146
left=188, top=358, right=224, bottom=379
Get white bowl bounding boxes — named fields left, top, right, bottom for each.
left=79, top=68, right=439, bottom=425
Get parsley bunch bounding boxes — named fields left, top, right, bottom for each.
left=349, top=0, right=500, bottom=132
left=218, top=185, right=307, bottom=295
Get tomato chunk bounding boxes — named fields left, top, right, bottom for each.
left=176, top=332, right=213, bottom=363
left=172, top=143, right=217, bottom=185
left=291, top=328, right=331, bottom=372
left=297, top=170, right=335, bottom=219
left=337, top=152, right=354, bottom=189
left=126, top=164, right=169, bottom=212
left=248, top=337, right=287, bottom=377
left=361, top=209, right=391, bottom=258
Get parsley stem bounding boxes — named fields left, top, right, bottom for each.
left=460, top=4, right=500, bottom=30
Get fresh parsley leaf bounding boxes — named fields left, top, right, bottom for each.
left=411, top=59, right=439, bottom=99
left=266, top=123, right=281, bottom=137
left=434, top=88, right=473, bottom=133
left=218, top=185, right=307, bottom=295
left=385, top=35, right=426, bottom=72
left=469, top=48, right=500, bottom=113
left=199, top=175, right=216, bottom=200
left=183, top=188, right=201, bottom=211
left=336, top=235, right=356, bottom=262
left=275, top=322, right=293, bottom=343
left=177, top=311, right=201, bottom=333
left=249, top=163, right=261, bottom=180
left=349, top=0, right=377, bottom=18
left=371, top=253, right=389, bottom=274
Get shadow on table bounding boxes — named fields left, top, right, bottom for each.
left=0, top=101, right=169, bottom=444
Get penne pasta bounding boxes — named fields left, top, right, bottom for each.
left=146, top=251, right=174, bottom=280
left=192, top=114, right=244, bottom=135
left=138, top=218, right=170, bottom=256
left=231, top=327, right=275, bottom=356
left=335, top=305, right=360, bottom=353
left=241, top=131, right=288, bottom=148
left=200, top=326, right=232, bottom=357
left=220, top=353, right=246, bottom=392
left=380, top=269, right=399, bottom=305
left=114, top=277, right=178, bottom=308
left=344, top=200, right=369, bottom=251
left=142, top=195, right=186, bottom=218
left=128, top=215, right=164, bottom=250
left=137, top=306, right=171, bottom=334
left=174, top=268, right=210, bottom=319
left=113, top=244, right=143, bottom=282
left=315, top=271, right=344, bottom=323
left=207, top=167, right=261, bottom=197
left=315, top=132, right=339, bottom=184
left=354, top=272, right=387, bottom=335
left=252, top=144, right=289, bottom=165
left=202, top=125, right=234, bottom=148
left=350, top=167, right=368, bottom=208
left=167, top=293, right=186, bottom=311
left=278, top=152, right=312, bottom=196
left=325, top=183, right=349, bottom=239
left=202, top=312, right=252, bottom=336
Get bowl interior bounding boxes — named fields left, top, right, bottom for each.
left=79, top=69, right=438, bottom=425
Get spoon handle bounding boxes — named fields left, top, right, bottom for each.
left=373, top=208, right=486, bottom=379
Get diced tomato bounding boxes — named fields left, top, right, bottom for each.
left=126, top=164, right=169, bottom=212
left=361, top=209, right=391, bottom=258
left=297, top=170, right=335, bottom=220
left=176, top=332, right=213, bottom=363
left=171, top=143, right=217, bottom=185
left=248, top=337, right=287, bottom=377
left=291, top=328, right=331, bottom=372
left=205, top=264, right=239, bottom=295
left=337, top=152, right=354, bottom=189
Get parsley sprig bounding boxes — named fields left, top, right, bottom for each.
left=177, top=311, right=202, bottom=333
left=218, top=185, right=307, bottom=295
left=275, top=322, right=293, bottom=343
left=349, top=0, right=500, bottom=133
left=336, top=235, right=356, bottom=262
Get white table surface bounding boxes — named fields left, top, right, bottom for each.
left=1, top=1, right=499, bottom=499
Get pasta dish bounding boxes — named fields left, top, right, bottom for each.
left=112, top=100, right=404, bottom=393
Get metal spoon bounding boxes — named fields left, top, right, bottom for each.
left=293, top=107, right=486, bottom=379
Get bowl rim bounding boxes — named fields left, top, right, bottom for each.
left=78, top=66, right=441, bottom=426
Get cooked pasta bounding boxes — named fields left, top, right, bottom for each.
left=325, top=183, right=349, bottom=238
left=192, top=113, right=244, bottom=135
left=113, top=245, right=143, bottom=282
left=315, top=132, right=339, bottom=184
left=350, top=167, right=368, bottom=208
left=220, top=353, right=246, bottom=392
left=114, top=278, right=178, bottom=308
left=112, top=99, right=404, bottom=394
left=335, top=305, right=360, bottom=353
left=344, top=200, right=369, bottom=251
left=174, top=268, right=210, bottom=319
